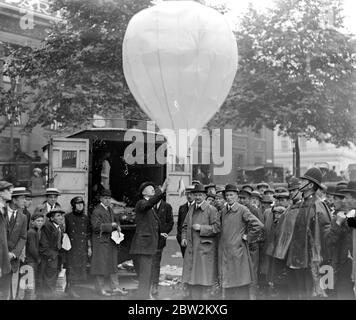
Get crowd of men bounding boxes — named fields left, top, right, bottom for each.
left=1, top=166, right=356, bottom=300
left=176, top=168, right=356, bottom=300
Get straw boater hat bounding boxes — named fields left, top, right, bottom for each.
left=257, top=182, right=269, bottom=189
left=11, top=187, right=28, bottom=198
left=45, top=188, right=60, bottom=196
left=33, top=168, right=42, bottom=174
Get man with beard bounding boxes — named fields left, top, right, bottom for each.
left=64, top=197, right=92, bottom=298
left=286, top=167, right=332, bottom=299
left=181, top=184, right=220, bottom=300
left=218, top=184, right=263, bottom=299
left=177, top=186, right=195, bottom=257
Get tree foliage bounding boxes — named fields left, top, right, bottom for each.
left=211, top=0, right=356, bottom=147
left=1, top=0, right=154, bottom=131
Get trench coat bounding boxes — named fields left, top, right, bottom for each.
left=182, top=201, right=220, bottom=286
left=219, top=202, right=264, bottom=288
left=90, top=203, right=118, bottom=276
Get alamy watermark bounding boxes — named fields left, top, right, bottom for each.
left=123, top=121, right=233, bottom=176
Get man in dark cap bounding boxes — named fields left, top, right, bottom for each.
left=0, top=181, right=13, bottom=299
left=177, top=185, right=195, bottom=257
left=38, top=209, right=65, bottom=299
left=64, top=196, right=92, bottom=298
left=205, top=183, right=216, bottom=195
left=25, top=212, right=44, bottom=299
left=286, top=167, right=331, bottom=299
left=90, top=189, right=126, bottom=297
left=257, top=183, right=270, bottom=195
left=181, top=183, right=220, bottom=300
left=242, top=184, right=254, bottom=193
left=130, top=179, right=169, bottom=300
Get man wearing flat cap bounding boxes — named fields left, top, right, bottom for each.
left=0, top=181, right=13, bottom=299
left=181, top=183, right=221, bottom=300
left=286, top=167, right=332, bottom=299
left=38, top=209, right=65, bottom=298
left=177, top=186, right=195, bottom=257
left=90, top=189, right=127, bottom=297
left=130, top=179, right=169, bottom=300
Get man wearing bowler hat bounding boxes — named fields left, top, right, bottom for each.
left=90, top=189, right=127, bottom=297
left=177, top=185, right=195, bottom=257
left=130, top=179, right=169, bottom=300
left=218, top=184, right=263, bottom=299
left=286, top=167, right=332, bottom=299
left=0, top=181, right=13, bottom=299
left=181, top=183, right=221, bottom=300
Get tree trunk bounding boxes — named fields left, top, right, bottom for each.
left=294, top=137, right=300, bottom=178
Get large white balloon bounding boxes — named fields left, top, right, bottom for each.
left=123, top=0, right=238, bottom=156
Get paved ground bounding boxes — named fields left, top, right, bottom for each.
left=54, top=237, right=185, bottom=300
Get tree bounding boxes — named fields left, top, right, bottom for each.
left=1, top=0, right=154, bottom=132
left=210, top=0, right=356, bottom=177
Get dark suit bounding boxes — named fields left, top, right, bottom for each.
left=130, top=188, right=164, bottom=299
left=25, top=227, right=41, bottom=296
left=2, top=207, right=27, bottom=300
left=0, top=208, right=11, bottom=299
left=151, top=200, right=173, bottom=288
left=177, top=202, right=194, bottom=257
left=39, top=220, right=62, bottom=296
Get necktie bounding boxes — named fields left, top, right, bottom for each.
left=10, top=211, right=16, bottom=226
left=57, top=227, right=62, bottom=250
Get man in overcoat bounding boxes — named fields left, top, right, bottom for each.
left=177, top=186, right=195, bottom=257
left=90, top=189, right=127, bottom=297
left=151, top=196, right=174, bottom=297
left=218, top=184, right=264, bottom=300
left=130, top=179, right=169, bottom=300
left=286, top=167, right=332, bottom=299
left=181, top=183, right=221, bottom=300
left=0, top=181, right=13, bottom=300
left=64, top=196, right=92, bottom=298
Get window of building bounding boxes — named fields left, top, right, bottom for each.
left=281, top=139, right=289, bottom=151
left=254, top=156, right=263, bottom=165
